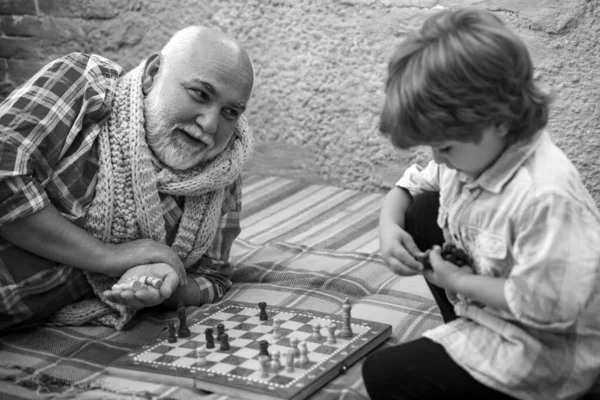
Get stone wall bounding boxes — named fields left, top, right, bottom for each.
left=1, top=0, right=599, bottom=207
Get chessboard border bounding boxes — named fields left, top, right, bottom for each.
left=106, top=300, right=392, bottom=400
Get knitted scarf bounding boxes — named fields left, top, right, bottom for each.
left=49, top=62, right=254, bottom=329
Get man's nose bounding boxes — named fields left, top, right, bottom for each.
left=196, top=108, right=219, bottom=134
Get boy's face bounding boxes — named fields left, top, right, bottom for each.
left=430, top=125, right=509, bottom=179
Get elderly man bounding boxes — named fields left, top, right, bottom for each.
left=0, top=26, right=255, bottom=332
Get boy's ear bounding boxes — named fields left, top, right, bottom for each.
left=142, top=53, right=161, bottom=95
left=495, top=122, right=510, bottom=137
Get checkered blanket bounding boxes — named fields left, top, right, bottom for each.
left=0, top=175, right=441, bottom=400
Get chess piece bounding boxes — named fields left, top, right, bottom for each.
left=259, top=355, right=270, bottom=379
left=205, top=328, right=215, bottom=349
left=177, top=301, right=191, bottom=338
left=270, top=350, right=281, bottom=372
left=289, top=337, right=300, bottom=357
left=195, top=346, right=208, bottom=366
left=259, top=340, right=270, bottom=359
left=167, top=321, right=177, bottom=343
left=297, top=341, right=309, bottom=367
left=258, top=301, right=268, bottom=321
left=285, top=349, right=295, bottom=373
left=216, top=323, right=225, bottom=341
left=339, top=298, right=353, bottom=338
left=327, top=322, right=337, bottom=344
left=312, top=322, right=322, bottom=341
left=220, top=333, right=230, bottom=351
left=112, top=279, right=143, bottom=291
left=143, top=276, right=163, bottom=289
left=271, top=318, right=282, bottom=340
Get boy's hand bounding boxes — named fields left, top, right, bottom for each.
left=423, top=245, right=474, bottom=290
left=102, top=263, right=181, bottom=309
left=380, top=223, right=426, bottom=276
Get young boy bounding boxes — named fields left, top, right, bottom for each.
left=362, top=8, right=600, bottom=400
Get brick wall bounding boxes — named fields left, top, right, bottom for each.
left=0, top=0, right=155, bottom=99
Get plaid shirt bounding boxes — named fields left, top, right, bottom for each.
left=0, top=53, right=242, bottom=331
left=398, top=131, right=600, bottom=400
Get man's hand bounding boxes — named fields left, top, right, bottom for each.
left=102, top=239, right=187, bottom=286
left=379, top=223, right=426, bottom=276
left=423, top=245, right=474, bottom=290
left=102, top=263, right=180, bottom=309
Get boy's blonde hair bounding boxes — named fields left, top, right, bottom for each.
left=380, top=8, right=551, bottom=148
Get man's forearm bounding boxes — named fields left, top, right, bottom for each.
left=0, top=204, right=110, bottom=272
left=452, top=275, right=510, bottom=313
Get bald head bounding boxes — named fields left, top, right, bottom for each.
left=160, top=26, right=254, bottom=90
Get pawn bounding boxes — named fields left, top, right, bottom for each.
left=220, top=333, right=230, bottom=351
left=270, top=350, right=282, bottom=372
left=327, top=322, right=337, bottom=344
left=195, top=346, right=208, bottom=366
left=259, top=340, right=270, bottom=359
left=271, top=318, right=282, bottom=340
left=312, top=322, right=322, bottom=341
left=259, top=355, right=270, bottom=379
left=297, top=341, right=309, bottom=367
left=285, top=349, right=295, bottom=373
left=205, top=327, right=215, bottom=349
left=216, top=323, right=225, bottom=341
left=167, top=321, right=177, bottom=343
left=289, top=337, right=300, bottom=357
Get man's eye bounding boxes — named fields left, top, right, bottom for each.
left=438, top=146, right=451, bottom=153
left=190, top=89, right=208, bottom=101
left=222, top=108, right=239, bottom=120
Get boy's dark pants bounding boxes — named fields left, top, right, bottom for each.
left=362, top=191, right=515, bottom=400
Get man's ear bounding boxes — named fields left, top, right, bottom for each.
left=142, top=53, right=161, bottom=95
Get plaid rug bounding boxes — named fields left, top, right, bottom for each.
left=0, top=175, right=441, bottom=400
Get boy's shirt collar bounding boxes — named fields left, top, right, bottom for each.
left=458, top=130, right=546, bottom=193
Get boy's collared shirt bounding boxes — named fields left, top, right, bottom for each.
left=398, top=131, right=600, bottom=400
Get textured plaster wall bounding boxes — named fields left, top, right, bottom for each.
left=1, top=0, right=599, bottom=207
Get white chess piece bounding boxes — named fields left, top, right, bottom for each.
left=272, top=318, right=282, bottom=340
left=195, top=346, right=208, bottom=366
left=312, top=322, right=322, bottom=341
left=270, top=350, right=281, bottom=372
left=289, top=337, right=300, bottom=357
left=327, top=322, right=337, bottom=344
left=285, top=349, right=295, bottom=373
left=259, top=355, right=270, bottom=379
left=297, top=341, right=309, bottom=366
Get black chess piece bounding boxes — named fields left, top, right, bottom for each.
left=220, top=333, right=230, bottom=351
left=216, top=323, right=225, bottom=341
left=205, top=327, right=215, bottom=349
left=258, top=301, right=268, bottom=321
left=167, top=321, right=177, bottom=343
left=177, top=300, right=191, bottom=338
left=258, top=340, right=270, bottom=359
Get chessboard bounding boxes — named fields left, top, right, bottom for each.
left=106, top=300, right=392, bottom=400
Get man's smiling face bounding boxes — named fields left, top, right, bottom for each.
left=144, top=28, right=254, bottom=170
